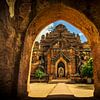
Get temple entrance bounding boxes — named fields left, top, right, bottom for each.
left=57, top=62, right=65, bottom=78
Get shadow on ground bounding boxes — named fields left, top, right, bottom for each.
left=20, top=95, right=99, bottom=100
left=1, top=96, right=100, bottom=100
left=74, top=85, right=94, bottom=90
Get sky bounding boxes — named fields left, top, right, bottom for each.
left=35, top=20, right=87, bottom=43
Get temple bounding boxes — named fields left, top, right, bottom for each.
left=31, top=24, right=91, bottom=80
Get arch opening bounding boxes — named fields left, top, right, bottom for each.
left=18, top=4, right=99, bottom=98
left=57, top=61, right=65, bottom=77
left=28, top=20, right=94, bottom=98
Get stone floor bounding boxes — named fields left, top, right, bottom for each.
left=28, top=82, right=94, bottom=98
left=1, top=83, right=97, bottom=100
left=28, top=83, right=56, bottom=97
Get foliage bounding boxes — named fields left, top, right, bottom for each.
left=81, top=58, right=93, bottom=78
left=34, top=68, right=46, bottom=79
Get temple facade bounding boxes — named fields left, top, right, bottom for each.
left=31, top=24, right=91, bottom=80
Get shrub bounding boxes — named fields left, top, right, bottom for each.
left=81, top=58, right=93, bottom=78
left=35, top=68, right=46, bottom=79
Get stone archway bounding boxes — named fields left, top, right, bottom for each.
left=55, top=57, right=68, bottom=78
left=57, top=62, right=65, bottom=78
left=18, top=3, right=100, bottom=97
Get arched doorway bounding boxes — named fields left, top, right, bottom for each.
left=18, top=3, right=100, bottom=97
left=57, top=62, right=65, bottom=78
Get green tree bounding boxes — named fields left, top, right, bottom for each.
left=81, top=58, right=93, bottom=78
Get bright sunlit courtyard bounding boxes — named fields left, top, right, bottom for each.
left=28, top=82, right=94, bottom=98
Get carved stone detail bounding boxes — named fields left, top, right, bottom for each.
left=36, top=0, right=49, bottom=12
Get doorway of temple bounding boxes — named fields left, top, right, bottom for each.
left=57, top=62, right=65, bottom=78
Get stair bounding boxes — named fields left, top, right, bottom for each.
left=49, top=79, right=72, bottom=84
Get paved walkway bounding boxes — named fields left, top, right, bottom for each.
left=28, top=83, right=56, bottom=97
left=49, top=83, right=73, bottom=95
left=28, top=83, right=94, bottom=98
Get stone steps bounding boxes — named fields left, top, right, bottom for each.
left=49, top=79, right=72, bottom=84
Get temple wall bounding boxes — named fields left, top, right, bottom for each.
left=0, top=0, right=16, bottom=96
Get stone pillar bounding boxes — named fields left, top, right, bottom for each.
left=67, top=63, right=70, bottom=78
left=51, top=64, right=54, bottom=74
left=92, top=43, right=100, bottom=98
left=70, top=48, right=76, bottom=74
left=47, top=53, right=51, bottom=74
left=51, top=49, right=54, bottom=74
left=69, top=62, right=72, bottom=75
left=55, top=63, right=57, bottom=78
left=65, top=63, right=67, bottom=77
left=18, top=34, right=34, bottom=97
left=71, top=59, right=76, bottom=74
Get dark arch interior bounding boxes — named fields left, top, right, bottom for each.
left=57, top=62, right=65, bottom=77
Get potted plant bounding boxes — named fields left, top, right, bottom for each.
left=34, top=68, right=46, bottom=82
left=81, top=58, right=93, bottom=83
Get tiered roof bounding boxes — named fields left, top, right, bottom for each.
left=40, top=24, right=82, bottom=52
